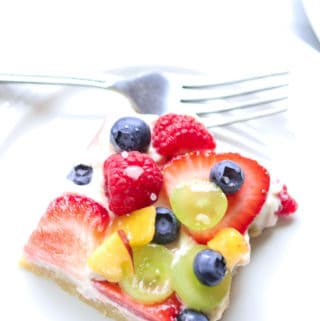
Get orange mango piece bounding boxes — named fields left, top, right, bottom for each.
left=87, top=230, right=133, bottom=282
left=108, top=206, right=156, bottom=246
left=207, top=227, right=250, bottom=269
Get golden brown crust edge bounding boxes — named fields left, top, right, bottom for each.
left=19, top=257, right=229, bottom=321
left=19, top=258, right=140, bottom=321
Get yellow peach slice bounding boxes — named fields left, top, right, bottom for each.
left=207, top=227, right=250, bottom=269
left=108, top=206, right=156, bottom=246
left=87, top=230, right=134, bottom=282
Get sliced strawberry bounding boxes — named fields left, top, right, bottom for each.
left=23, top=194, right=110, bottom=279
left=92, top=280, right=182, bottom=321
left=163, top=151, right=270, bottom=243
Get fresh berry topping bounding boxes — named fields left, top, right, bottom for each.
left=193, top=249, right=226, bottom=286
left=93, top=281, right=182, bottom=321
left=163, top=151, right=270, bottom=243
left=152, top=207, right=180, bottom=244
left=171, top=244, right=231, bottom=311
left=103, top=151, right=163, bottom=215
left=276, top=184, right=298, bottom=216
left=110, top=116, right=151, bottom=152
left=209, top=160, right=244, bottom=194
left=23, top=194, right=110, bottom=279
left=152, top=113, right=216, bottom=157
left=177, top=309, right=209, bottom=321
left=67, top=164, right=93, bottom=185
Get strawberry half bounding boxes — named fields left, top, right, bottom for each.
left=23, top=194, right=110, bottom=279
left=163, top=151, right=270, bottom=243
left=92, top=281, right=182, bottom=321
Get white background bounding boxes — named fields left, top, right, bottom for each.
left=0, top=0, right=318, bottom=74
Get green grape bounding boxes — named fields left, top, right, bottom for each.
left=119, top=244, right=173, bottom=303
left=171, top=244, right=231, bottom=311
left=169, top=179, right=228, bottom=230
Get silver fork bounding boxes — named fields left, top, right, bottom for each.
left=0, top=70, right=288, bottom=127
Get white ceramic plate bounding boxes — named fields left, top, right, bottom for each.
left=303, top=0, right=320, bottom=42
left=0, top=68, right=317, bottom=321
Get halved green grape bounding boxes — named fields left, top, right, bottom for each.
left=171, top=244, right=231, bottom=311
left=119, top=243, right=174, bottom=304
left=169, top=179, right=228, bottom=230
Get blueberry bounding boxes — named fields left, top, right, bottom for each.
left=193, top=249, right=226, bottom=286
left=209, top=160, right=244, bottom=194
left=176, top=309, right=209, bottom=321
left=110, top=117, right=151, bottom=152
left=152, top=207, right=180, bottom=244
left=67, top=164, right=93, bottom=185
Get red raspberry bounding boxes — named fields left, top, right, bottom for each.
left=276, top=184, right=298, bottom=216
left=103, top=151, right=163, bottom=215
left=152, top=113, right=216, bottom=157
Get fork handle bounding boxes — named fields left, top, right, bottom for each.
left=0, top=73, right=114, bottom=90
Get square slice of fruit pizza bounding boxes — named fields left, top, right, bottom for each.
left=21, top=113, right=297, bottom=321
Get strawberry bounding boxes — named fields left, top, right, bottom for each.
left=104, top=151, right=163, bottom=215
left=152, top=113, right=216, bottom=158
left=276, top=184, right=298, bottom=216
left=23, top=194, right=110, bottom=279
left=92, top=280, right=182, bottom=321
left=163, top=151, right=270, bottom=243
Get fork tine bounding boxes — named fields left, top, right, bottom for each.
left=181, top=71, right=289, bottom=89
left=201, top=105, right=288, bottom=128
left=195, top=96, right=288, bottom=115
left=180, top=83, right=288, bottom=103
